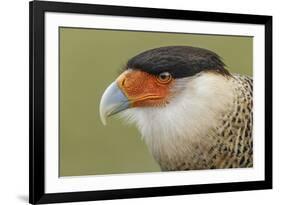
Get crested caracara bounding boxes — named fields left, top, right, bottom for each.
left=99, top=46, right=253, bottom=171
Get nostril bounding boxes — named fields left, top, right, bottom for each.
left=121, top=78, right=126, bottom=86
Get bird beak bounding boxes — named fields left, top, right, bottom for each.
left=99, top=81, right=130, bottom=125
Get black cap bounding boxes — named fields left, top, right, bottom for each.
left=126, top=46, right=230, bottom=78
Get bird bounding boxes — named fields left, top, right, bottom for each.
left=99, top=46, right=253, bottom=171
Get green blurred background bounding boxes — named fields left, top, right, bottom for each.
left=59, top=27, right=253, bottom=176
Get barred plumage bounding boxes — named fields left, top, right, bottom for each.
left=158, top=74, right=253, bottom=171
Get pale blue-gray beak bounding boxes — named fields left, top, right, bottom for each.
left=99, top=81, right=130, bottom=125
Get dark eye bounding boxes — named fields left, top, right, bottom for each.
left=157, top=72, right=172, bottom=83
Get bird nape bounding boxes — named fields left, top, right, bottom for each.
left=99, top=46, right=253, bottom=171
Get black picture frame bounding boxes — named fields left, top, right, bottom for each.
left=29, top=0, right=272, bottom=204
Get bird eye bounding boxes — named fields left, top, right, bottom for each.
left=157, top=72, right=172, bottom=83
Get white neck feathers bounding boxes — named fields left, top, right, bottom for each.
left=120, top=72, right=235, bottom=161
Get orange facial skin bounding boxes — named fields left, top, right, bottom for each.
left=116, top=70, right=174, bottom=108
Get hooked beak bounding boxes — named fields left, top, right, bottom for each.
left=99, top=81, right=130, bottom=125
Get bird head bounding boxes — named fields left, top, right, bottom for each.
left=99, top=46, right=231, bottom=127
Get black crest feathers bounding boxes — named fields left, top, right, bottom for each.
left=126, top=46, right=230, bottom=78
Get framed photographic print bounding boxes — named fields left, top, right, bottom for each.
left=29, top=0, right=272, bottom=204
